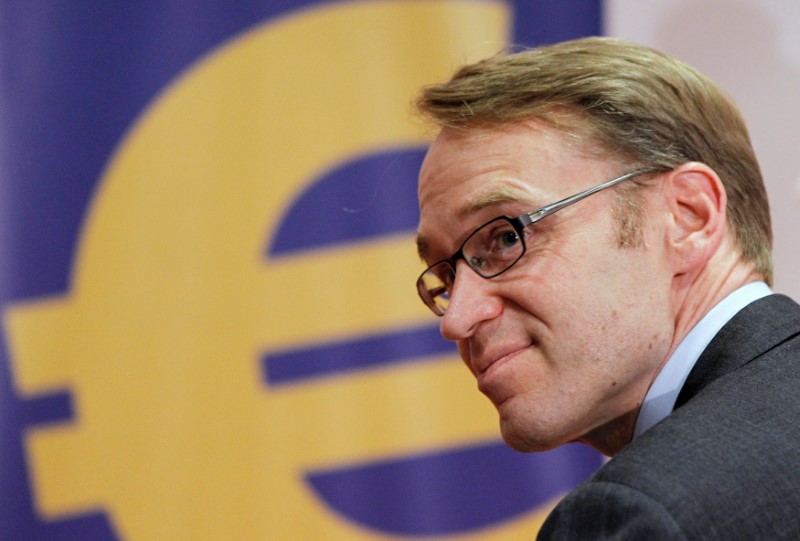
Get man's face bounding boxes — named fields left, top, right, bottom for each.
left=416, top=121, right=675, bottom=454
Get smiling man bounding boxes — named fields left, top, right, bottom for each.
left=414, top=37, right=800, bottom=540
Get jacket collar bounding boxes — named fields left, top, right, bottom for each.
left=675, top=294, right=800, bottom=409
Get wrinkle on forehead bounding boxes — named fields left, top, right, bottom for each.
left=455, top=183, right=540, bottom=219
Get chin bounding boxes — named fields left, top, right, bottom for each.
left=496, top=397, right=566, bottom=453
left=499, top=419, right=562, bottom=453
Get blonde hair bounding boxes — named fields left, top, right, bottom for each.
left=417, top=37, right=773, bottom=283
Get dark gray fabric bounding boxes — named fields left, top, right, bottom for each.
left=538, top=294, right=800, bottom=540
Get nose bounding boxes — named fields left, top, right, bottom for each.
left=440, top=260, right=502, bottom=341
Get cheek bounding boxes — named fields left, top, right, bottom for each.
left=512, top=256, right=589, bottom=321
left=520, top=255, right=652, bottom=360
left=456, top=341, right=474, bottom=374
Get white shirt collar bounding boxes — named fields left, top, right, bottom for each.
left=632, top=281, right=773, bottom=440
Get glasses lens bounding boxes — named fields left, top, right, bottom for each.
left=417, top=261, right=454, bottom=316
left=464, top=218, right=524, bottom=277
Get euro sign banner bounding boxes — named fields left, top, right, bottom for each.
left=1, top=1, right=603, bottom=539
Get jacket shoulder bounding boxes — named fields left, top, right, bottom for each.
left=541, top=298, right=800, bottom=540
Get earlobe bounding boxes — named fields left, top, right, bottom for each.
left=664, top=162, right=727, bottom=275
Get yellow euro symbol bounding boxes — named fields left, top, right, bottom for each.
left=5, top=1, right=598, bottom=539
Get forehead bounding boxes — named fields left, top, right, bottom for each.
left=418, top=119, right=597, bottom=196
left=417, top=123, right=582, bottom=246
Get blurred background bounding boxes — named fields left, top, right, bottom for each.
left=1, top=1, right=797, bottom=539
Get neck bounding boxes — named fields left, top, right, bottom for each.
left=667, top=248, right=764, bottom=364
left=576, top=409, right=640, bottom=456
left=580, top=242, right=764, bottom=457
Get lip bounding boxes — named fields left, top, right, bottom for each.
left=474, top=344, right=530, bottom=385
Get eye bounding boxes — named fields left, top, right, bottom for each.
left=434, top=263, right=456, bottom=290
left=485, top=224, right=520, bottom=254
left=497, top=230, right=520, bottom=249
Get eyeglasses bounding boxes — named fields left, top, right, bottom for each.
left=416, top=169, right=650, bottom=316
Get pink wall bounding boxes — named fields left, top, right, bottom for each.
left=607, top=0, right=800, bottom=299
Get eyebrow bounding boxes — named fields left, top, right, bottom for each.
left=416, top=234, right=429, bottom=261
left=416, top=186, right=538, bottom=262
left=455, top=187, right=535, bottom=219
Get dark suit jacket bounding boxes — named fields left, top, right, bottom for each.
left=538, top=294, right=800, bottom=540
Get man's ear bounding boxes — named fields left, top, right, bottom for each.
left=663, top=162, right=727, bottom=276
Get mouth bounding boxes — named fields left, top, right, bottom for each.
left=475, top=344, right=531, bottom=392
